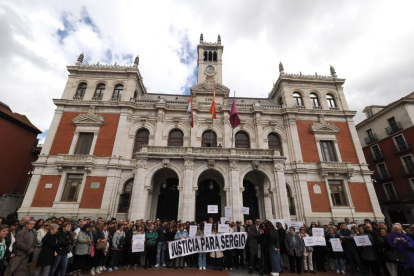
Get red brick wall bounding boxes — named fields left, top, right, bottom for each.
left=93, top=114, right=120, bottom=157
left=0, top=117, right=39, bottom=194
left=32, top=175, right=61, bottom=207
left=334, top=122, right=359, bottom=163
left=49, top=112, right=79, bottom=155
left=348, top=182, right=373, bottom=212
left=297, top=121, right=320, bottom=162
left=79, top=176, right=106, bottom=209
left=308, top=182, right=330, bottom=212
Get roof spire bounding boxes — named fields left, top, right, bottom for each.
left=76, top=53, right=84, bottom=64
left=279, top=62, right=284, bottom=74
left=330, top=65, right=337, bottom=77
left=134, top=55, right=139, bottom=66
left=217, top=34, right=221, bottom=44
left=200, top=33, right=204, bottom=43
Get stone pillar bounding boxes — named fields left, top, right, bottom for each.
left=101, top=166, right=122, bottom=216
left=181, top=160, right=195, bottom=221
left=154, top=110, right=165, bottom=146
left=229, top=160, right=243, bottom=222
left=222, top=112, right=231, bottom=148
left=112, top=110, right=131, bottom=157
left=20, top=170, right=42, bottom=210
left=254, top=114, right=264, bottom=149
left=129, top=159, right=148, bottom=220
left=263, top=192, right=274, bottom=220
left=41, top=107, right=64, bottom=155
left=273, top=163, right=290, bottom=220
left=293, top=165, right=312, bottom=222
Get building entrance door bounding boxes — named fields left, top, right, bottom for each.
left=196, top=179, right=221, bottom=222
left=242, top=180, right=259, bottom=221
left=156, top=178, right=179, bottom=221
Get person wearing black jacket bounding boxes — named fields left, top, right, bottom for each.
left=91, top=222, right=109, bottom=275
left=49, top=222, right=74, bottom=276
left=155, top=220, right=169, bottom=267
left=36, top=224, right=59, bottom=276
left=338, top=223, right=364, bottom=275
left=166, top=223, right=177, bottom=268
left=276, top=222, right=288, bottom=271
left=265, top=222, right=281, bottom=276
left=375, top=228, right=391, bottom=276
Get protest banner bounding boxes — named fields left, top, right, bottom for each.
left=240, top=207, right=249, bottom=215
left=204, top=223, right=212, bottom=236
left=189, top=225, right=197, bottom=238
left=208, top=205, right=218, bottom=213
left=312, top=228, right=326, bottom=246
left=353, top=235, right=372, bottom=246
left=132, top=234, right=145, bottom=252
left=330, top=238, right=343, bottom=252
left=225, top=206, right=232, bottom=217
left=168, top=232, right=248, bottom=259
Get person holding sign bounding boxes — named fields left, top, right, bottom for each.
left=196, top=223, right=207, bottom=270
left=232, top=221, right=245, bottom=269
left=173, top=225, right=188, bottom=269
left=357, top=225, right=381, bottom=276
left=309, top=223, right=326, bottom=272
left=128, top=225, right=145, bottom=271
left=299, top=227, right=315, bottom=274
left=326, top=227, right=345, bottom=274
left=224, top=222, right=234, bottom=271
left=210, top=224, right=224, bottom=271
left=285, top=227, right=304, bottom=274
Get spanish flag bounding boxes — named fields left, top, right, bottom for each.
left=209, top=86, right=217, bottom=119
left=187, top=93, right=194, bottom=128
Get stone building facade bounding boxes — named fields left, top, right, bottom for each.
left=19, top=35, right=383, bottom=224
left=356, top=92, right=414, bottom=224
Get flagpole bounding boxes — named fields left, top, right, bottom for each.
left=232, top=91, right=236, bottom=148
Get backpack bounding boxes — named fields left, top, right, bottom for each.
left=118, top=235, right=126, bottom=249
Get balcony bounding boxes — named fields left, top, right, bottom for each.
left=400, top=166, right=414, bottom=177
left=92, top=96, right=103, bottom=101
left=312, top=106, right=323, bottom=110
left=364, top=134, right=378, bottom=144
left=73, top=96, right=84, bottom=100
left=370, top=152, right=384, bottom=162
left=393, top=141, right=412, bottom=154
left=294, top=104, right=305, bottom=109
left=110, top=97, right=121, bottom=102
left=385, top=122, right=403, bottom=135
left=373, top=171, right=392, bottom=181
left=329, top=107, right=339, bottom=111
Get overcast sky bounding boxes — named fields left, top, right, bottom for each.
left=1, top=0, right=414, bottom=142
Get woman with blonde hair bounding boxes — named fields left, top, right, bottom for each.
left=299, top=226, right=314, bottom=274
left=388, top=224, right=414, bottom=275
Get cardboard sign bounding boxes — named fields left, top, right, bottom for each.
left=132, top=234, right=145, bottom=252
left=303, top=237, right=316, bottom=247
left=208, top=205, right=218, bottom=213
left=330, top=238, right=343, bottom=252
left=240, top=207, right=250, bottom=215
left=353, top=235, right=372, bottom=247
left=225, top=206, right=232, bottom=217
left=218, top=224, right=229, bottom=233
left=189, top=225, right=197, bottom=238
left=220, top=217, right=228, bottom=225
left=204, top=223, right=212, bottom=236
left=312, top=228, right=326, bottom=246
left=288, top=221, right=303, bottom=232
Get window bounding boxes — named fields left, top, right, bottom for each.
left=329, top=180, right=347, bottom=206
left=327, top=94, right=336, bottom=108
left=383, top=183, right=397, bottom=201
left=278, top=97, right=283, bottom=106
left=310, top=93, right=320, bottom=107
left=75, top=83, right=87, bottom=98
left=403, top=156, right=414, bottom=173
left=286, top=185, right=296, bottom=215
left=371, top=145, right=382, bottom=160
left=235, top=131, right=250, bottom=148
left=366, top=129, right=374, bottom=139
left=268, top=133, right=282, bottom=153
left=293, top=92, right=303, bottom=106
left=320, top=141, right=337, bottom=162
left=377, top=163, right=389, bottom=178
left=61, top=174, right=83, bottom=202
left=366, top=109, right=373, bottom=118
left=394, top=135, right=408, bottom=151
left=93, top=84, right=105, bottom=99
left=168, top=129, right=183, bottom=146
left=202, top=130, right=217, bottom=147
left=117, top=180, right=133, bottom=213
left=132, top=129, right=149, bottom=157
left=74, top=133, right=94, bottom=155
left=112, top=84, right=123, bottom=99
left=388, top=117, right=397, bottom=128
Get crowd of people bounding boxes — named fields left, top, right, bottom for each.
left=1, top=214, right=414, bottom=276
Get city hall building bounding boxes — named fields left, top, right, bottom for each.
left=19, top=34, right=383, bottom=224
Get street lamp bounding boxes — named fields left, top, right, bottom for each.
left=209, top=180, right=214, bottom=190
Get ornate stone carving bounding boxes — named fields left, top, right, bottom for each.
left=77, top=53, right=84, bottom=63
left=134, top=55, right=139, bottom=66
left=72, top=106, right=105, bottom=126
left=137, top=159, right=147, bottom=169
left=217, top=138, right=223, bottom=142
left=126, top=114, right=133, bottom=122
left=310, top=115, right=339, bottom=134
left=252, top=161, right=259, bottom=170
left=229, top=161, right=239, bottom=171
left=140, top=117, right=147, bottom=126
left=274, top=163, right=285, bottom=172
left=156, top=115, right=164, bottom=123
left=184, top=160, right=194, bottom=170
left=162, top=159, right=169, bottom=168
left=254, top=119, right=262, bottom=126
left=279, top=62, right=284, bottom=73
left=84, top=166, right=93, bottom=174
left=149, top=135, right=155, bottom=140
left=173, top=117, right=180, bottom=127
left=269, top=121, right=279, bottom=130
left=208, top=159, right=215, bottom=169
left=330, top=65, right=337, bottom=77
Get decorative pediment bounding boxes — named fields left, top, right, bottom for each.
left=310, top=116, right=339, bottom=134
left=73, top=107, right=104, bottom=127
left=190, top=82, right=230, bottom=94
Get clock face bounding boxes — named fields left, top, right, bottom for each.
left=206, top=66, right=215, bottom=73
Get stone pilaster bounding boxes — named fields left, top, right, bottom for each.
left=40, top=107, right=64, bottom=155
left=273, top=162, right=290, bottom=220
left=181, top=159, right=195, bottom=221
left=229, top=160, right=243, bottom=222
left=129, top=159, right=148, bottom=220
left=112, top=109, right=131, bottom=157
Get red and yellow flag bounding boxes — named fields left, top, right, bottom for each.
left=209, top=86, right=217, bottom=119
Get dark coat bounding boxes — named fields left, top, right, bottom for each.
left=285, top=232, right=304, bottom=256
left=265, top=231, right=280, bottom=248
left=15, top=227, right=37, bottom=256
left=36, top=232, right=59, bottom=267
left=277, top=227, right=287, bottom=254
left=249, top=224, right=260, bottom=255
left=56, top=230, right=73, bottom=255
left=357, top=233, right=377, bottom=261
left=375, top=234, right=390, bottom=261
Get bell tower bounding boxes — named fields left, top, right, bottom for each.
left=197, top=33, right=223, bottom=84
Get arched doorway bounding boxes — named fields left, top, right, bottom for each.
left=196, top=169, right=225, bottom=222
left=243, top=180, right=259, bottom=221
left=118, top=179, right=133, bottom=213
left=242, top=170, right=269, bottom=221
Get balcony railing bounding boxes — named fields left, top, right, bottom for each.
left=377, top=193, right=398, bottom=203
left=110, top=98, right=120, bottom=102
left=401, top=166, right=414, bottom=177
left=370, top=152, right=384, bottom=162
left=373, top=171, right=392, bottom=180
left=385, top=122, right=403, bottom=135
left=329, top=107, right=339, bottom=111
left=92, top=96, right=103, bottom=101
left=364, top=134, right=378, bottom=144
left=294, top=105, right=305, bottom=109
left=312, top=106, right=323, bottom=110
left=73, top=96, right=84, bottom=100
left=393, top=142, right=412, bottom=154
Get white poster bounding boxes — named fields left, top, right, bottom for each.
left=132, top=234, right=145, bottom=252
left=208, top=205, right=218, bottom=213
left=204, top=223, right=212, bottom=236
left=220, top=217, right=228, bottom=225
left=303, top=237, right=316, bottom=247
left=347, top=224, right=356, bottom=230
left=240, top=207, right=250, bottom=215
left=218, top=224, right=229, bottom=233
left=225, top=206, right=232, bottom=218
left=275, top=219, right=285, bottom=227
left=288, top=221, right=303, bottom=232
left=330, top=238, right=343, bottom=252
left=189, top=225, right=197, bottom=238
left=353, top=235, right=372, bottom=247
left=312, top=228, right=326, bottom=246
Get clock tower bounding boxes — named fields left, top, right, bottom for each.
left=197, top=33, right=223, bottom=85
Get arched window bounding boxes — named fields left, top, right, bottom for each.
left=287, top=185, right=296, bottom=215
left=268, top=133, right=282, bottom=153
left=75, top=83, right=87, bottom=98
left=278, top=97, right=283, bottom=106
left=132, top=129, right=149, bottom=157
left=203, top=51, right=207, bottom=61
left=112, top=84, right=123, bottom=100
left=213, top=52, right=217, bottom=62
left=208, top=51, right=213, bottom=61
left=168, top=129, right=184, bottom=147
left=93, top=83, right=105, bottom=99
left=293, top=92, right=303, bottom=107
left=202, top=130, right=217, bottom=147
left=235, top=131, right=250, bottom=148
left=327, top=94, right=337, bottom=108
left=310, top=93, right=320, bottom=108
left=117, top=179, right=133, bottom=213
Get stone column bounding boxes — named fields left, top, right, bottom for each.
left=154, top=109, right=165, bottom=146
left=222, top=112, right=231, bottom=148
left=229, top=160, right=243, bottom=222
left=273, top=162, right=290, bottom=220
left=254, top=114, right=264, bottom=149
left=181, top=160, right=195, bottom=221
left=101, top=166, right=122, bottom=216
left=263, top=192, right=274, bottom=220
left=129, top=159, right=148, bottom=220
left=20, top=169, right=42, bottom=210
left=112, top=110, right=131, bottom=157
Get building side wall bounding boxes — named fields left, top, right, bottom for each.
left=31, top=175, right=61, bottom=207
left=93, top=114, right=120, bottom=157
left=335, top=122, right=359, bottom=163
left=296, top=121, right=320, bottom=163
left=79, top=176, right=107, bottom=209
left=49, top=112, right=79, bottom=155
left=348, top=182, right=373, bottom=212
left=307, top=182, right=330, bottom=212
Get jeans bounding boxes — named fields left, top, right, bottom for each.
left=49, top=254, right=68, bottom=276
left=156, top=241, right=166, bottom=265
left=198, top=253, right=206, bottom=268
left=335, top=257, right=345, bottom=271
left=269, top=246, right=281, bottom=273
left=37, top=265, right=51, bottom=276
